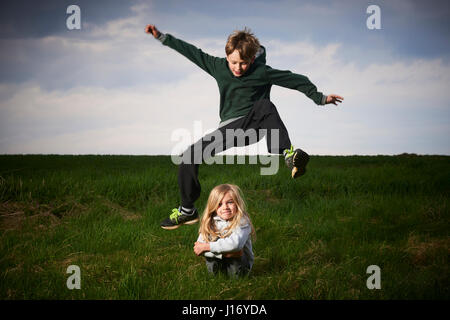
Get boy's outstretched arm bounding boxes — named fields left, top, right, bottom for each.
left=145, top=24, right=220, bottom=76
left=325, top=94, right=344, bottom=105
left=266, top=66, right=344, bottom=107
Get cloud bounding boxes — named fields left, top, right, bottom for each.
left=0, top=71, right=220, bottom=154
left=0, top=1, right=449, bottom=155
left=266, top=41, right=450, bottom=155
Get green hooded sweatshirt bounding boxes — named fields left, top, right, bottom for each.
left=160, top=33, right=325, bottom=123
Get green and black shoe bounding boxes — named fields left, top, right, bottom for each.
left=160, top=207, right=199, bottom=230
left=284, top=146, right=310, bottom=178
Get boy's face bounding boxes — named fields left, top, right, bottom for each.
left=226, top=49, right=255, bottom=77
left=216, top=191, right=237, bottom=221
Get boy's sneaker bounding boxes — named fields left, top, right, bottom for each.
left=160, top=207, right=199, bottom=230
left=284, top=146, right=310, bottom=178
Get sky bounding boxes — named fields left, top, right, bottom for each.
left=0, top=0, right=449, bottom=155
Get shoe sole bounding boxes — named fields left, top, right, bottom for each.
left=292, top=150, right=310, bottom=179
left=160, top=217, right=199, bottom=230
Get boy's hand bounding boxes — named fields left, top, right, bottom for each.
left=326, top=94, right=344, bottom=106
left=145, top=24, right=161, bottom=38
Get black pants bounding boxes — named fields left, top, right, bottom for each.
left=178, top=99, right=292, bottom=208
left=205, top=255, right=251, bottom=278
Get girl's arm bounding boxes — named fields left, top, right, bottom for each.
left=194, top=241, right=210, bottom=256
left=208, top=223, right=251, bottom=254
left=194, top=235, right=222, bottom=259
left=194, top=240, right=242, bottom=258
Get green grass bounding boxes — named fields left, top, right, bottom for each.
left=0, top=154, right=449, bottom=299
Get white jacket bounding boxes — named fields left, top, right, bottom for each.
left=197, top=215, right=254, bottom=269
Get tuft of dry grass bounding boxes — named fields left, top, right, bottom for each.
left=405, top=234, right=450, bottom=266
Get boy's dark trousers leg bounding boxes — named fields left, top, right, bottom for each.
left=178, top=99, right=291, bottom=208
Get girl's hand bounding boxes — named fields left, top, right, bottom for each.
left=145, top=24, right=161, bottom=38
left=223, top=250, right=243, bottom=258
left=326, top=94, right=344, bottom=105
left=194, top=242, right=210, bottom=256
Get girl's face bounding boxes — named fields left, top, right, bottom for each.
left=216, top=191, right=237, bottom=221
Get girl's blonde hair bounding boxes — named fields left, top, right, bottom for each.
left=199, top=184, right=255, bottom=242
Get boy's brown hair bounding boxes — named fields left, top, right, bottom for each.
left=225, top=27, right=260, bottom=62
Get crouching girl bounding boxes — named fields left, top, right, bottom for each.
left=194, top=184, right=255, bottom=278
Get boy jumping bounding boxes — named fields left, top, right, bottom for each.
left=145, top=25, right=343, bottom=230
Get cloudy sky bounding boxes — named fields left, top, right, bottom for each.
left=0, top=0, right=449, bottom=155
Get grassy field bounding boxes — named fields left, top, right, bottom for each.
left=0, top=154, right=448, bottom=300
